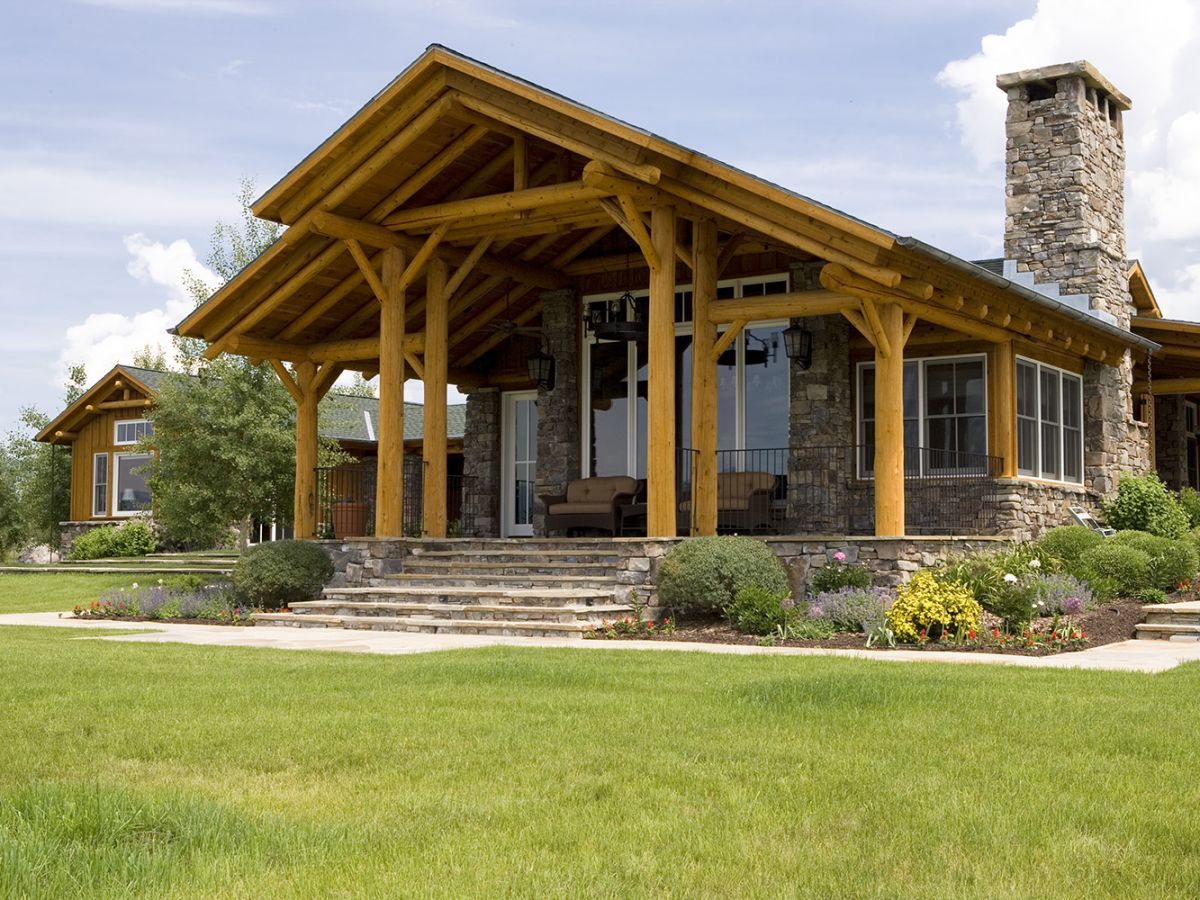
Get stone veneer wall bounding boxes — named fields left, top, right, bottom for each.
left=533, top=288, right=581, bottom=535
left=987, top=479, right=1095, bottom=543
left=462, top=389, right=500, bottom=537
left=1001, top=66, right=1151, bottom=495
left=1154, top=395, right=1189, bottom=491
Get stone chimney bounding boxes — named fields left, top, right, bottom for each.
left=998, top=61, right=1132, bottom=329
left=996, top=61, right=1149, bottom=494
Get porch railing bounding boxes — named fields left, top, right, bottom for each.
left=316, top=460, right=478, bottom=539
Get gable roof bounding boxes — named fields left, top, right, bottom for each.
left=174, top=44, right=1156, bottom=374
left=35, top=364, right=465, bottom=446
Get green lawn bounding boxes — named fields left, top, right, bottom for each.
left=0, top=572, right=191, bottom=614
left=1, top=623, right=1199, bottom=897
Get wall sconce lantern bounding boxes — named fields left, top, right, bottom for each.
left=527, top=350, right=556, bottom=391
left=783, top=323, right=814, bottom=370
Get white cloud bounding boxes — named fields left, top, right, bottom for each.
left=937, top=0, right=1200, bottom=312
left=56, top=235, right=220, bottom=387
left=77, top=0, right=274, bottom=15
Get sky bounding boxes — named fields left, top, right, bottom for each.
left=2, top=0, right=1199, bottom=432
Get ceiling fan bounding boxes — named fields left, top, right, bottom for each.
left=483, top=279, right=542, bottom=338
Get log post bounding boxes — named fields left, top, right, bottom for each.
left=647, top=204, right=678, bottom=537
left=992, top=340, right=1018, bottom=478
left=293, top=361, right=320, bottom=539
left=376, top=247, right=407, bottom=537
left=422, top=257, right=449, bottom=537
left=690, top=218, right=719, bottom=536
left=874, top=302, right=906, bottom=537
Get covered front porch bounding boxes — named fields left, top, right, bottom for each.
left=175, top=47, right=1156, bottom=544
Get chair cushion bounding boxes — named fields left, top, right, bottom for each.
left=548, top=502, right=615, bottom=516
left=565, top=475, right=639, bottom=504
left=679, top=498, right=752, bottom=512
left=715, top=471, right=776, bottom=500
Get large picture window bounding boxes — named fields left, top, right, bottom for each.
left=113, top=453, right=152, bottom=515
left=93, top=454, right=108, bottom=517
left=582, top=275, right=790, bottom=478
left=1016, top=359, right=1083, bottom=483
left=858, top=355, right=987, bottom=475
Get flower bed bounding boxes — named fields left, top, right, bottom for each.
left=72, top=579, right=261, bottom=626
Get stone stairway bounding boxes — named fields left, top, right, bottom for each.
left=254, top=539, right=645, bottom=638
left=1135, top=602, right=1200, bottom=642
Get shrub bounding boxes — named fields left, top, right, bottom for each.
left=1029, top=573, right=1093, bottom=615
left=231, top=540, right=334, bottom=610
left=657, top=536, right=789, bottom=616
left=1101, top=474, right=1189, bottom=538
left=1037, top=526, right=1102, bottom=572
left=983, top=575, right=1039, bottom=628
left=1180, top=487, right=1200, bottom=529
left=938, top=543, right=1055, bottom=609
left=885, top=571, right=982, bottom=643
left=808, top=552, right=873, bottom=595
left=1077, top=542, right=1150, bottom=597
left=724, top=585, right=794, bottom=636
left=808, top=587, right=893, bottom=633
left=68, top=520, right=156, bottom=560
left=1107, top=531, right=1198, bottom=591
left=1131, top=586, right=1168, bottom=604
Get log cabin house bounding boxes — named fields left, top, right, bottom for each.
left=166, top=46, right=1200, bottom=569
left=34, top=364, right=466, bottom=546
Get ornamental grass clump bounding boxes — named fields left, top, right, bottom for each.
left=808, top=586, right=893, bottom=633
left=657, top=536, right=789, bottom=616
left=885, top=571, right=981, bottom=643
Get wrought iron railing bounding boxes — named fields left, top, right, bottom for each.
left=316, top=460, right=477, bottom=538
left=709, top=445, right=1004, bottom=536
left=676, top=447, right=698, bottom=537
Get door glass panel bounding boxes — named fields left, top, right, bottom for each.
left=589, top=341, right=629, bottom=476
left=743, top=325, right=788, bottom=470
left=513, top=397, right=537, bottom=527
left=717, top=335, right=737, bottom=465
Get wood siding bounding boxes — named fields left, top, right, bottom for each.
left=67, top=393, right=154, bottom=522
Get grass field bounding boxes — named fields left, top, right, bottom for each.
left=2, top=612, right=1199, bottom=897
left=0, top=572, right=195, bottom=614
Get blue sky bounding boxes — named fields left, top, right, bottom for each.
left=2, top=0, right=1198, bottom=431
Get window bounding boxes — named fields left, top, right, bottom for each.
left=92, top=454, right=108, bottom=517
left=1016, top=359, right=1083, bottom=483
left=114, top=419, right=153, bottom=445
left=858, top=355, right=986, bottom=475
left=113, top=453, right=152, bottom=515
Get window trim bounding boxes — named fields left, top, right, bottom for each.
left=111, top=451, right=153, bottom=518
left=856, top=352, right=989, bottom=479
left=1015, top=356, right=1084, bottom=485
left=113, top=418, right=152, bottom=447
left=579, top=273, right=790, bottom=478
left=92, top=453, right=109, bottom=518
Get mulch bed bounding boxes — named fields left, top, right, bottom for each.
left=598, top=600, right=1149, bottom=656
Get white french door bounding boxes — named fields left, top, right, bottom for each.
left=501, top=391, right=538, bottom=537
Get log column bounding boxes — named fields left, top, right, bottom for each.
left=293, top=361, right=320, bottom=539
left=689, top=218, right=719, bottom=536
left=376, top=247, right=407, bottom=537
left=422, top=258, right=449, bottom=537
left=991, top=340, right=1018, bottom=478
left=647, top=204, right=678, bottom=537
left=874, top=303, right=906, bottom=537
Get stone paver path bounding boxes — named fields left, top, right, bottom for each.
left=3, top=612, right=1200, bottom=673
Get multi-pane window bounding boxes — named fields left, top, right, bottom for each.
left=1016, top=359, right=1083, bottom=483
left=114, top=419, right=153, bottom=445
left=93, top=454, right=108, bottom=517
left=858, top=355, right=986, bottom=475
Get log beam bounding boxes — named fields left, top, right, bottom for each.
left=647, top=204, right=678, bottom=537
left=873, top=303, right=907, bottom=537
left=706, top=290, right=857, bottom=323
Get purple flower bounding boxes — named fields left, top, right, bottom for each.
left=1061, top=596, right=1085, bottom=615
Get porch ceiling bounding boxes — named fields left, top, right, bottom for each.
left=173, top=44, right=1157, bottom=376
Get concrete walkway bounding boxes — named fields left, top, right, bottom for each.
left=3, top=611, right=1200, bottom=673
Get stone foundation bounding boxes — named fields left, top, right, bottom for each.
left=58, top=520, right=121, bottom=556
left=988, top=479, right=1095, bottom=542
left=462, top=389, right=500, bottom=537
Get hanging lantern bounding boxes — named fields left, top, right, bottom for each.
left=527, top=350, right=555, bottom=391
left=586, top=291, right=648, bottom=342
left=783, top=323, right=814, bottom=371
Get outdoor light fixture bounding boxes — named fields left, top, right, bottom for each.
left=783, top=323, right=814, bottom=370
left=718, top=331, right=778, bottom=368
left=585, top=291, right=648, bottom=342
left=527, top=350, right=556, bottom=391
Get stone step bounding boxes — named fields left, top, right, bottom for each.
left=317, top=585, right=618, bottom=608
left=382, top=572, right=621, bottom=589
left=285, top=599, right=630, bottom=623
left=399, top=559, right=622, bottom=577
left=1143, top=608, right=1200, bottom=627
left=1134, top=622, right=1200, bottom=641
left=254, top=611, right=593, bottom=639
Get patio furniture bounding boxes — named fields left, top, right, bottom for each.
left=540, top=476, right=643, bottom=535
left=678, top=471, right=778, bottom=533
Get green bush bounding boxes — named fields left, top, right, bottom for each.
left=231, top=540, right=334, bottom=610
left=1107, top=531, right=1198, bottom=591
left=808, top=553, right=873, bottom=595
left=937, top=543, right=1055, bottom=608
left=1077, top=542, right=1150, bottom=597
left=657, top=537, right=789, bottom=616
left=885, top=571, right=982, bottom=643
left=1037, top=526, right=1102, bottom=572
left=1179, top=487, right=1200, bottom=529
left=69, top=520, right=157, bottom=560
left=724, top=585, right=794, bottom=636
left=1102, top=474, right=1189, bottom=538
